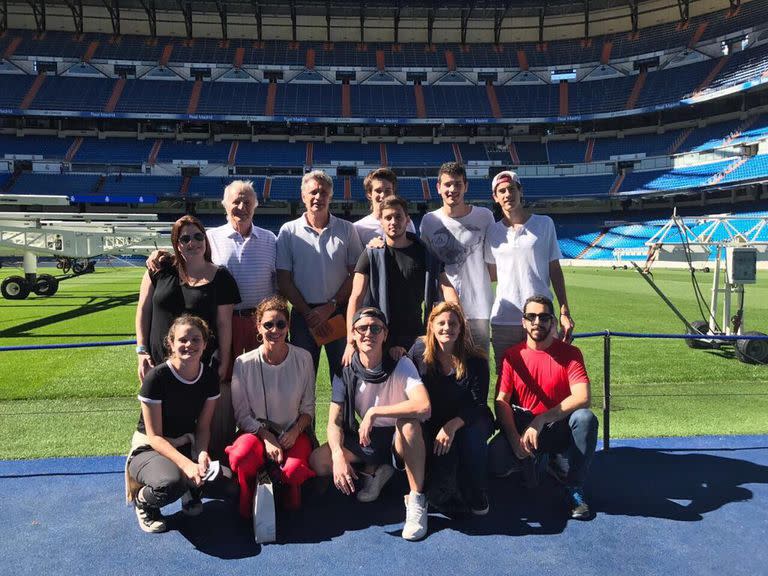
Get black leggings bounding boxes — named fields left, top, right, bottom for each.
left=128, top=446, right=192, bottom=508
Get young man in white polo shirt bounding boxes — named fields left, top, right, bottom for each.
left=419, top=162, right=495, bottom=355
left=276, top=170, right=364, bottom=382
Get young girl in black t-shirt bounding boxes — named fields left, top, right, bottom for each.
left=127, top=315, right=222, bottom=533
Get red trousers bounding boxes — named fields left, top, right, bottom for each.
left=225, top=432, right=316, bottom=518
left=225, top=314, right=261, bottom=381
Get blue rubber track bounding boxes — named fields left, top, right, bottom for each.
left=2, top=435, right=767, bottom=576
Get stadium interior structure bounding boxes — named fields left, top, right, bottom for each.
left=1, top=0, right=768, bottom=262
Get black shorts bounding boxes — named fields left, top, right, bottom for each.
left=343, top=426, right=397, bottom=467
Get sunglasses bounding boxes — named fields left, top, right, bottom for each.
left=179, top=232, right=205, bottom=245
left=523, top=312, right=555, bottom=324
left=262, top=320, right=287, bottom=330
left=354, top=323, right=385, bottom=335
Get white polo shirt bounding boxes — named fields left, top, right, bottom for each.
left=207, top=222, right=277, bottom=310
left=276, top=213, right=363, bottom=304
left=484, top=213, right=562, bottom=326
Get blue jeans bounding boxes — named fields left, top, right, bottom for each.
left=489, top=407, right=598, bottom=488
left=289, top=305, right=346, bottom=383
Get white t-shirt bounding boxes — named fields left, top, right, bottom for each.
left=354, top=213, right=417, bottom=246
left=419, top=206, right=495, bottom=320
left=332, top=356, right=424, bottom=428
left=484, top=214, right=563, bottom=326
left=276, top=213, right=363, bottom=304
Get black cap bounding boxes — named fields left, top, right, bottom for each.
left=351, top=307, right=388, bottom=327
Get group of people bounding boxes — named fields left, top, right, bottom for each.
left=125, top=163, right=598, bottom=542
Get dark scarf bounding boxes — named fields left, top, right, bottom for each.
left=340, top=351, right=397, bottom=433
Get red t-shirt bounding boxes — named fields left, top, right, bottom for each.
left=499, top=339, right=590, bottom=416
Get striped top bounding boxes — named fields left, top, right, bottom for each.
left=207, top=222, right=277, bottom=310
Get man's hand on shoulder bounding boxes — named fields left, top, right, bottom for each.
left=146, top=249, right=172, bottom=274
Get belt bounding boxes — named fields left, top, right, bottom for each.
left=233, top=308, right=258, bottom=317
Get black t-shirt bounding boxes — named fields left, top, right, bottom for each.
left=408, top=339, right=491, bottom=430
left=149, top=266, right=241, bottom=364
left=136, top=361, right=220, bottom=438
left=356, top=242, right=428, bottom=349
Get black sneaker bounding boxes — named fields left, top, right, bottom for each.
left=181, top=489, right=203, bottom=516
left=135, top=487, right=167, bottom=533
left=568, top=486, right=591, bottom=520
left=468, top=491, right=490, bottom=516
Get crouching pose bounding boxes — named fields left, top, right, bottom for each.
left=310, top=307, right=431, bottom=541
left=226, top=296, right=316, bottom=517
left=488, top=295, right=598, bottom=520
left=409, top=302, right=494, bottom=517
left=126, top=315, right=234, bottom=533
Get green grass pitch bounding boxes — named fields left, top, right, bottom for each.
left=1, top=264, right=767, bottom=459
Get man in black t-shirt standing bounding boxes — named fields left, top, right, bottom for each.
left=343, top=196, right=458, bottom=363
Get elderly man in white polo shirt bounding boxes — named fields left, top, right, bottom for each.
left=208, top=180, right=277, bottom=366
left=277, top=170, right=363, bottom=382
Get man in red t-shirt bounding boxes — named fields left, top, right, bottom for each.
left=488, top=294, right=598, bottom=519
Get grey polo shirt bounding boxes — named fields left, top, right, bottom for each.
left=276, top=213, right=363, bottom=304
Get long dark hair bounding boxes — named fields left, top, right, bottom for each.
left=170, top=215, right=212, bottom=284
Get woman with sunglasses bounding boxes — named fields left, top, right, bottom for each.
left=225, top=295, right=316, bottom=517
left=409, top=301, right=494, bottom=517
left=136, top=215, right=241, bottom=384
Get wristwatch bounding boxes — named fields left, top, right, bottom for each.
left=136, top=345, right=149, bottom=355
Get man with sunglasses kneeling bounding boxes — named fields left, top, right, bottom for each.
left=488, top=295, right=598, bottom=520
left=309, top=307, right=432, bottom=541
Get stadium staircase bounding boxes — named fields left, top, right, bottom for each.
left=706, top=156, right=748, bottom=186
left=413, top=83, right=427, bottom=118
left=485, top=82, right=502, bottom=119
left=694, top=55, right=730, bottom=94
left=688, top=22, right=709, bottom=48
left=227, top=141, right=239, bottom=166
left=559, top=81, right=569, bottom=116
left=343, top=176, right=351, bottom=200
left=452, top=143, right=463, bottom=163
left=667, top=127, right=694, bottom=155
left=20, top=73, right=46, bottom=109
left=82, top=41, right=99, bottom=63
left=2, top=168, right=22, bottom=192
left=420, top=178, right=431, bottom=200
left=180, top=176, right=191, bottom=198
left=262, top=177, right=272, bottom=201
left=376, top=50, right=385, bottom=71
left=187, top=80, right=202, bottom=114
left=600, top=41, right=613, bottom=64
left=342, top=83, right=351, bottom=117
left=265, top=82, right=277, bottom=116
left=104, top=78, right=125, bottom=113
left=508, top=143, right=520, bottom=165
left=380, top=143, right=388, bottom=166
left=305, top=142, right=313, bottom=167
left=3, top=36, right=22, bottom=58
left=444, top=50, right=456, bottom=71
left=306, top=48, right=315, bottom=69
left=609, top=172, right=625, bottom=195
left=576, top=231, right=608, bottom=259
left=64, top=137, right=83, bottom=162
left=93, top=175, right=106, bottom=193
left=233, top=47, right=244, bottom=68
left=723, top=116, right=759, bottom=146
left=584, top=139, right=595, bottom=163
left=625, top=69, right=647, bottom=110
left=159, top=44, right=174, bottom=66
left=516, top=49, right=529, bottom=70
left=148, top=140, right=162, bottom=165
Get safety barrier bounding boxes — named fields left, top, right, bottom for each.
left=2, top=332, right=767, bottom=451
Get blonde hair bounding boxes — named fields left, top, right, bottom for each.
left=421, top=302, right=485, bottom=379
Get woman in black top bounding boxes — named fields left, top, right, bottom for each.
left=135, top=215, right=240, bottom=383
left=409, top=301, right=494, bottom=517
left=127, top=315, right=221, bottom=533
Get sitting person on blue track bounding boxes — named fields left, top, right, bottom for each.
left=409, top=301, right=494, bottom=517
left=309, top=307, right=432, bottom=541
left=125, top=315, right=235, bottom=533
left=488, top=295, right=598, bottom=520
left=343, top=195, right=458, bottom=365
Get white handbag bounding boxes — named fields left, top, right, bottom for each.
left=252, top=470, right=277, bottom=543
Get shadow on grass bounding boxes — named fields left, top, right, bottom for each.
left=0, top=294, right=138, bottom=337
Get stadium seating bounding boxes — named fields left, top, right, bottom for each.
left=75, top=138, right=154, bottom=165
left=9, top=173, right=100, bottom=196
left=100, top=174, right=183, bottom=198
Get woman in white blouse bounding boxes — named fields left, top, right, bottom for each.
left=225, top=295, right=316, bottom=516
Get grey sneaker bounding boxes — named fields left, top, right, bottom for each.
left=356, top=464, right=394, bottom=503
left=402, top=492, right=428, bottom=541
left=181, top=489, right=203, bottom=516
left=135, top=487, right=167, bottom=533
left=568, top=486, right=591, bottom=520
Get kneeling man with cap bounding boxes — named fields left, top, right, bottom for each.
left=310, top=307, right=432, bottom=541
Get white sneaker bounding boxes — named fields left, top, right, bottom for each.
left=402, top=492, right=428, bottom=541
left=356, top=464, right=394, bottom=503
